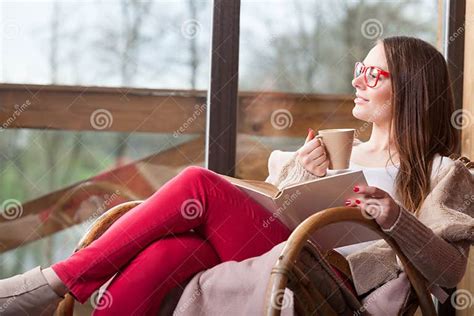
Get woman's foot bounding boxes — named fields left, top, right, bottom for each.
left=0, top=266, right=65, bottom=315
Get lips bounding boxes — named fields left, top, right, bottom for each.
left=354, top=94, right=369, bottom=104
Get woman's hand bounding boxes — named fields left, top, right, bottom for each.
left=345, top=185, right=401, bottom=229
left=296, top=128, right=330, bottom=177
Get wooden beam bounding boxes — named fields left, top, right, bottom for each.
left=205, top=0, right=241, bottom=176
left=457, top=1, right=473, bottom=314
left=461, top=0, right=473, bottom=159
left=0, top=84, right=207, bottom=134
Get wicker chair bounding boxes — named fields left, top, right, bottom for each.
left=264, top=207, right=435, bottom=316
left=55, top=155, right=474, bottom=316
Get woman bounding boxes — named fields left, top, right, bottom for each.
left=0, top=36, right=471, bottom=315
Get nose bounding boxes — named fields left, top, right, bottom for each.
left=352, top=73, right=366, bottom=90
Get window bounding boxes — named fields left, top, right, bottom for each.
left=236, top=0, right=440, bottom=180
left=0, top=1, right=211, bottom=301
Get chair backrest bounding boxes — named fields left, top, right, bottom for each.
left=449, top=154, right=474, bottom=171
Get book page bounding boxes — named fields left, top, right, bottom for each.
left=219, top=174, right=280, bottom=198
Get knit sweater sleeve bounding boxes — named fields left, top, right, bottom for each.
left=266, top=138, right=364, bottom=190
left=381, top=206, right=470, bottom=288
left=272, top=152, right=322, bottom=190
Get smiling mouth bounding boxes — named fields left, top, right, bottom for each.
left=354, top=95, right=369, bottom=104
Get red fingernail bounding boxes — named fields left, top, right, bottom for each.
left=308, top=128, right=312, bottom=133
left=345, top=200, right=351, bottom=206
left=353, top=186, right=359, bottom=192
left=355, top=199, right=361, bottom=204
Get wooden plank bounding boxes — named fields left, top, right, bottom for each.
left=457, top=2, right=474, bottom=315
left=0, top=84, right=207, bottom=134
left=461, top=0, right=473, bottom=160
left=437, top=0, right=446, bottom=52
left=205, top=0, right=241, bottom=176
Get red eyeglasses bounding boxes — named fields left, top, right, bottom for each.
left=354, top=62, right=390, bottom=88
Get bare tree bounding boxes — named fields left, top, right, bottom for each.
left=92, top=0, right=154, bottom=165
left=187, top=0, right=199, bottom=90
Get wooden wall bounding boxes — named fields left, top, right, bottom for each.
left=458, top=1, right=474, bottom=315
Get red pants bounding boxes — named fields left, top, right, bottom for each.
left=52, top=166, right=292, bottom=315
left=53, top=166, right=357, bottom=315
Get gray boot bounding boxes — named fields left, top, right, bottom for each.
left=0, top=266, right=63, bottom=316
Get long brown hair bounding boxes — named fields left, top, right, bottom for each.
left=382, top=36, right=460, bottom=213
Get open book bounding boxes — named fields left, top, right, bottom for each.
left=220, top=170, right=381, bottom=250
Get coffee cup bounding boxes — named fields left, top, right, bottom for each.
left=315, top=128, right=355, bottom=170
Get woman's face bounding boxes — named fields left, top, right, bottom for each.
left=351, top=43, right=392, bottom=125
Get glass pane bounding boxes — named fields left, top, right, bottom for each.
left=1, top=1, right=211, bottom=314
left=1, top=0, right=211, bottom=90
left=237, top=0, right=440, bottom=181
